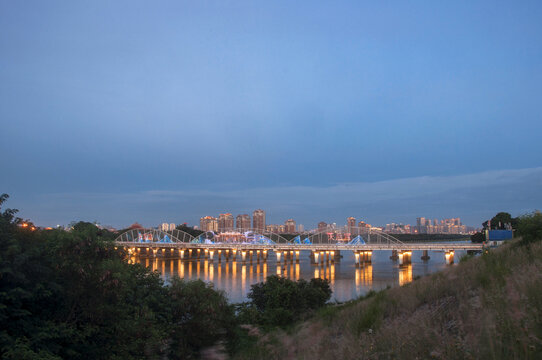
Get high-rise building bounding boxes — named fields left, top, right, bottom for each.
left=318, top=221, right=328, bottom=231
left=253, top=209, right=266, bottom=231
left=218, top=213, right=234, bottom=232
left=284, top=219, right=296, bottom=233
left=347, top=217, right=356, bottom=234
left=160, top=223, right=171, bottom=231
left=200, top=216, right=218, bottom=232
left=236, top=214, right=251, bottom=231
left=298, top=224, right=304, bottom=233
left=358, top=221, right=370, bottom=228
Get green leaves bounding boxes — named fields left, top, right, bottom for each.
left=0, top=197, right=237, bottom=359
left=241, top=275, right=332, bottom=329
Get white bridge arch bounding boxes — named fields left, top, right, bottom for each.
left=304, top=226, right=404, bottom=246
left=115, top=228, right=195, bottom=244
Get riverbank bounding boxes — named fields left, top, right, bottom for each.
left=234, top=237, right=542, bottom=359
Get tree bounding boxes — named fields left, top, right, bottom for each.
left=0, top=195, right=239, bottom=359
left=516, top=210, right=542, bottom=245
left=483, top=212, right=518, bottom=230
left=166, top=279, right=236, bottom=359
left=175, top=224, right=203, bottom=238
left=242, top=275, right=332, bottom=328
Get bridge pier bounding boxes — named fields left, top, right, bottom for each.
left=445, top=250, right=454, bottom=264
left=276, top=250, right=282, bottom=263
left=312, top=251, right=319, bottom=264
left=390, top=250, right=399, bottom=260
left=421, top=250, right=430, bottom=261
left=398, top=251, right=412, bottom=265
left=295, top=250, right=300, bottom=263
left=209, top=250, right=215, bottom=261
left=204, top=249, right=209, bottom=260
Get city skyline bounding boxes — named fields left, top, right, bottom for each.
left=135, top=210, right=476, bottom=235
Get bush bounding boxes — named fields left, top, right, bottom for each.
left=0, top=194, right=237, bottom=359
left=241, top=275, right=332, bottom=329
left=516, top=210, right=542, bottom=245
left=471, top=231, right=485, bottom=243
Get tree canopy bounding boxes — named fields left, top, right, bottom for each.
left=0, top=194, right=236, bottom=359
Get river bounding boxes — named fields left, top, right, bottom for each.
left=132, top=245, right=467, bottom=303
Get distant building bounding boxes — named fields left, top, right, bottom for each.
left=160, top=223, right=176, bottom=231
left=253, top=209, right=266, bottom=231
left=266, top=224, right=279, bottom=233
left=285, top=219, right=296, bottom=233
left=200, top=216, right=218, bottom=232
left=318, top=222, right=328, bottom=231
left=218, top=213, right=234, bottom=232
left=347, top=217, right=357, bottom=234
left=160, top=223, right=168, bottom=231
left=298, top=224, right=304, bottom=233
left=129, top=222, right=144, bottom=230
left=236, top=214, right=251, bottom=231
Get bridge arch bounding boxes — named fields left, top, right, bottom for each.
left=192, top=228, right=291, bottom=245
left=115, top=228, right=195, bottom=244
left=306, top=226, right=403, bottom=246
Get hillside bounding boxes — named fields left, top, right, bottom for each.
left=235, top=236, right=542, bottom=359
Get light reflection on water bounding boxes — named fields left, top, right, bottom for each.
left=133, top=249, right=462, bottom=303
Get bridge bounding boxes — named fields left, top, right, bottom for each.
left=115, top=227, right=484, bottom=265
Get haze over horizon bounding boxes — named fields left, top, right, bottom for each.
left=1, top=1, right=541, bottom=229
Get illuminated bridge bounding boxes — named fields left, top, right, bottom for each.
left=115, top=227, right=484, bottom=265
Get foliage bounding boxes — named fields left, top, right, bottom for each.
left=239, top=275, right=331, bottom=329
left=175, top=224, right=204, bottom=238
left=0, top=194, right=235, bottom=359
left=470, top=231, right=485, bottom=243
left=515, top=210, right=542, bottom=245
left=167, top=279, right=236, bottom=359
left=483, top=212, right=518, bottom=230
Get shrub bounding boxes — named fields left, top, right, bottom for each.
left=242, top=275, right=332, bottom=328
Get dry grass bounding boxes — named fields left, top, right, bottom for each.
left=235, top=240, right=542, bottom=359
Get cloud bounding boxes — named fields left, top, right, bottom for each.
left=18, top=166, right=542, bottom=228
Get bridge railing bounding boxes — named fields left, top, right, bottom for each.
left=306, top=226, right=404, bottom=246
left=115, top=228, right=195, bottom=244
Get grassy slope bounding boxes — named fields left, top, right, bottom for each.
left=236, top=239, right=542, bottom=359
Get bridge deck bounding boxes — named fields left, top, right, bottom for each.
left=116, top=241, right=483, bottom=252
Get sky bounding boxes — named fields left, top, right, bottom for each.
left=1, top=1, right=541, bottom=229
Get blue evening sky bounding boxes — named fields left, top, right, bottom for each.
left=1, top=1, right=541, bottom=228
